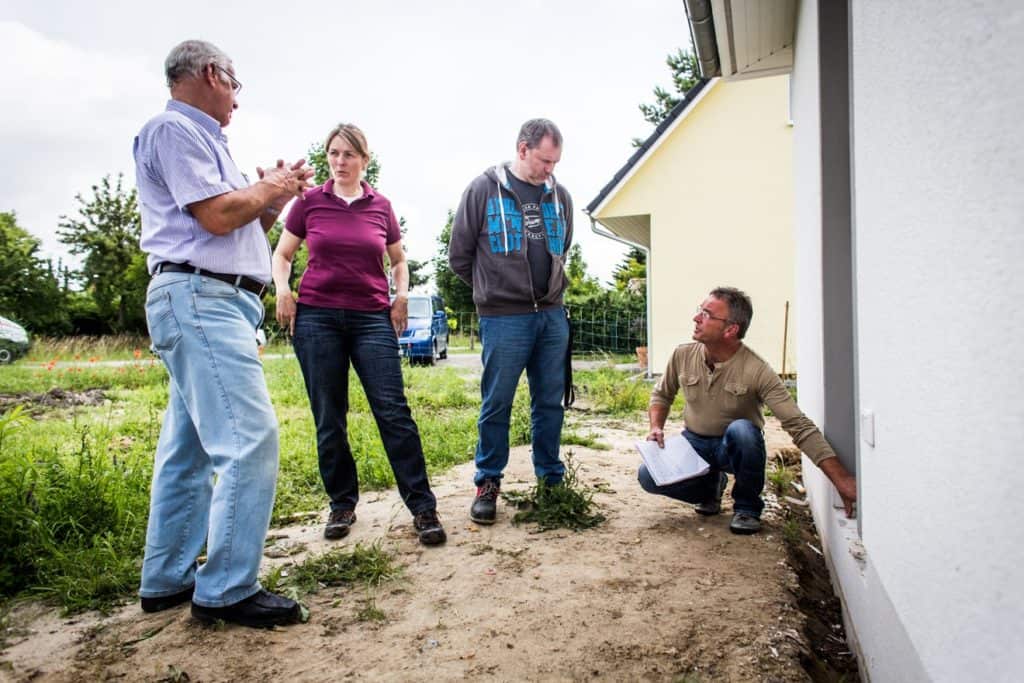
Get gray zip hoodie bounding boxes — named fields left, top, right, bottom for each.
left=448, top=164, right=574, bottom=316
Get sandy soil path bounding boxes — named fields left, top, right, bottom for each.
left=1, top=413, right=811, bottom=682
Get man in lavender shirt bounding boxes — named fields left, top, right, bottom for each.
left=134, top=39, right=313, bottom=628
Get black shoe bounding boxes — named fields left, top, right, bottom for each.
left=140, top=585, right=194, bottom=613
left=191, top=589, right=302, bottom=629
left=414, top=509, right=447, bottom=546
left=469, top=478, right=501, bottom=525
left=325, top=509, right=356, bottom=539
left=694, top=472, right=728, bottom=516
left=729, top=512, right=762, bottom=535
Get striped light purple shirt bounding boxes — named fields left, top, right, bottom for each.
left=134, top=100, right=271, bottom=282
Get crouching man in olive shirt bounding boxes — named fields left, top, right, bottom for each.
left=642, top=287, right=857, bottom=534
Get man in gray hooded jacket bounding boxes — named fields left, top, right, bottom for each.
left=449, top=118, right=574, bottom=525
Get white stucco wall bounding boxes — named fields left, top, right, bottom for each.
left=847, top=1, right=1024, bottom=680
left=793, top=1, right=1024, bottom=680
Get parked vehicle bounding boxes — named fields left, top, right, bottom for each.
left=397, top=295, right=449, bottom=365
left=0, top=316, right=30, bottom=363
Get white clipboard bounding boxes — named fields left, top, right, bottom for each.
left=635, top=434, right=711, bottom=486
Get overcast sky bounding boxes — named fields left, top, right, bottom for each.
left=1, top=0, right=690, bottom=284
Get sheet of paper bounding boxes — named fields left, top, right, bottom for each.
left=634, top=434, right=711, bottom=486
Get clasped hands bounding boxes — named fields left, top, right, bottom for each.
left=257, top=159, right=315, bottom=207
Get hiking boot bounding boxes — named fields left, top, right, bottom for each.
left=413, top=509, right=447, bottom=546
left=324, top=509, right=356, bottom=539
left=140, top=585, right=194, bottom=613
left=470, top=478, right=501, bottom=525
left=729, top=511, right=762, bottom=535
left=191, top=589, right=301, bottom=629
left=694, top=472, right=728, bottom=516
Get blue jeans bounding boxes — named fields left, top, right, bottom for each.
left=475, top=308, right=569, bottom=486
left=292, top=304, right=436, bottom=515
left=140, top=273, right=278, bottom=608
left=637, top=419, right=766, bottom=517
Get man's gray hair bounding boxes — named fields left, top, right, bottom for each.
left=164, top=40, right=231, bottom=87
left=516, top=118, right=563, bottom=150
left=710, top=286, right=753, bottom=340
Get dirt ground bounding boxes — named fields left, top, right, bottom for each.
left=1, top=411, right=823, bottom=682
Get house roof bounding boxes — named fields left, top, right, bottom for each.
left=585, top=78, right=711, bottom=216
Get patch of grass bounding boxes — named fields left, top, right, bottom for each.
left=767, top=464, right=795, bottom=494
left=560, top=430, right=610, bottom=450
left=356, top=597, right=387, bottom=622
left=24, top=335, right=152, bottom=362
left=501, top=453, right=606, bottom=531
left=781, top=516, right=802, bottom=545
left=573, top=368, right=652, bottom=415
left=0, top=360, right=167, bottom=394
left=262, top=543, right=399, bottom=601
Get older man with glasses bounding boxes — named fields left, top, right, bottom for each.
left=640, top=286, right=857, bottom=534
left=134, top=39, right=313, bottom=628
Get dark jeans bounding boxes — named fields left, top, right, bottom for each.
left=292, top=303, right=436, bottom=515
left=637, top=419, right=766, bottom=517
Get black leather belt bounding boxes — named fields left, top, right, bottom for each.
left=153, top=262, right=268, bottom=297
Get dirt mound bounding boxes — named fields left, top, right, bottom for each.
left=0, top=388, right=108, bottom=415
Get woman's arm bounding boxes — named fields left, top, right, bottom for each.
left=387, top=240, right=409, bottom=336
left=272, top=229, right=304, bottom=336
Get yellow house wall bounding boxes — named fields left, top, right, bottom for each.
left=597, top=76, right=795, bottom=374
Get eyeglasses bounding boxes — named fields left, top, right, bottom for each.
left=696, top=306, right=732, bottom=324
left=213, top=64, right=242, bottom=94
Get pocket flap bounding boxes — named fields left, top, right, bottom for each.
left=724, top=382, right=748, bottom=396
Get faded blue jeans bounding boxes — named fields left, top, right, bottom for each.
left=291, top=304, right=436, bottom=515
left=475, top=308, right=569, bottom=486
left=139, top=273, right=278, bottom=608
left=638, top=419, right=766, bottom=517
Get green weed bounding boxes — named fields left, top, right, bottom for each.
left=560, top=430, right=610, bottom=450
left=262, top=543, right=399, bottom=601
left=767, top=464, right=795, bottom=494
left=501, top=453, right=605, bottom=531
left=573, top=368, right=652, bottom=415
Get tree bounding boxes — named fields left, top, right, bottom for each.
left=57, top=175, right=148, bottom=333
left=633, top=48, right=702, bottom=146
left=564, top=244, right=602, bottom=305
left=611, top=246, right=647, bottom=295
left=431, top=210, right=474, bottom=314
left=0, top=212, right=70, bottom=334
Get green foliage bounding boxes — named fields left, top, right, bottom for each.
left=57, top=174, right=147, bottom=334
left=261, top=543, right=398, bottom=599
left=560, top=430, right=610, bottom=450
left=564, top=244, right=602, bottom=303
left=574, top=368, right=652, bottom=415
left=0, top=212, right=70, bottom=335
left=634, top=47, right=702, bottom=146
left=432, top=209, right=475, bottom=316
left=611, top=247, right=647, bottom=295
left=0, top=407, right=154, bottom=613
left=768, top=463, right=795, bottom=494
left=500, top=453, right=605, bottom=531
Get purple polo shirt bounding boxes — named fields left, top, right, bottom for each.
left=285, top=180, right=401, bottom=311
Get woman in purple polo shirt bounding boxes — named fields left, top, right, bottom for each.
left=272, top=123, right=445, bottom=547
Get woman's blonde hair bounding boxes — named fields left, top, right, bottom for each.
left=324, top=123, right=369, bottom=162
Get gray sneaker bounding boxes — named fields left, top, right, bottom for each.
left=729, top=512, right=762, bottom=535
left=694, top=472, right=728, bottom=516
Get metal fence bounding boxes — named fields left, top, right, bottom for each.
left=447, top=306, right=646, bottom=355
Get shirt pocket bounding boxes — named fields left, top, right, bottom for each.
left=724, top=381, right=749, bottom=410
left=681, top=375, right=701, bottom=405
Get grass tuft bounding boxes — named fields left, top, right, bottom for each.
left=261, top=543, right=399, bottom=601
left=501, top=453, right=606, bottom=531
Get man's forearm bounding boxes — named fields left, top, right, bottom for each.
left=649, top=403, right=669, bottom=431
left=191, top=181, right=282, bottom=236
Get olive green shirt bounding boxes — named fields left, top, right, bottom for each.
left=650, top=343, right=837, bottom=465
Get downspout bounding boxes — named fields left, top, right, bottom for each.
left=684, top=0, right=722, bottom=78
left=587, top=216, right=653, bottom=377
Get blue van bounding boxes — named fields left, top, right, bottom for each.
left=398, top=294, right=449, bottom=365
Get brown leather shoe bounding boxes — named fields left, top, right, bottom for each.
left=324, top=509, right=356, bottom=539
